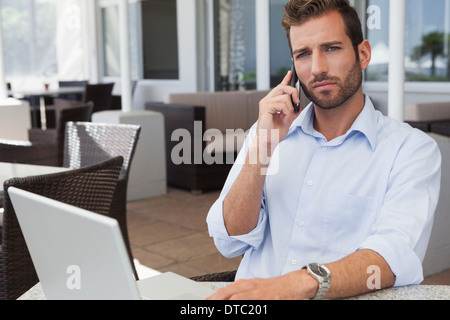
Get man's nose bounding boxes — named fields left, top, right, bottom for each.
left=311, top=52, right=329, bottom=77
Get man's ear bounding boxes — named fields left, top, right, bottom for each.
left=358, top=40, right=372, bottom=71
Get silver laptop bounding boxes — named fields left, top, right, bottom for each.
left=9, top=187, right=216, bottom=300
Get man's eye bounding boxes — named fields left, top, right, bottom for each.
left=297, top=52, right=309, bottom=59
left=327, top=46, right=340, bottom=52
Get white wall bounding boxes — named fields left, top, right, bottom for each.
left=133, top=0, right=200, bottom=110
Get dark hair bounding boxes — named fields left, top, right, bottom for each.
left=281, top=0, right=363, bottom=56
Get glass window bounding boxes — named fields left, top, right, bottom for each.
left=141, top=0, right=179, bottom=80
left=102, top=6, right=120, bottom=77
left=2, top=0, right=57, bottom=82
left=366, top=0, right=450, bottom=82
left=2, top=0, right=89, bottom=89
left=56, top=0, right=87, bottom=81
left=100, top=1, right=140, bottom=79
left=269, top=0, right=292, bottom=88
left=214, top=0, right=256, bottom=91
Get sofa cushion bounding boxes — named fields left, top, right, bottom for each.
left=165, top=91, right=250, bottom=132
left=164, top=90, right=271, bottom=133
left=404, top=102, right=450, bottom=122
left=203, top=129, right=249, bottom=156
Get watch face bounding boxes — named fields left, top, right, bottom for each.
left=310, top=263, right=329, bottom=277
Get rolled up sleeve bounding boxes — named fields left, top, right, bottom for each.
left=359, top=133, right=441, bottom=286
left=207, top=196, right=268, bottom=258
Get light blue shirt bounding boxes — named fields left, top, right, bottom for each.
left=206, top=96, right=441, bottom=287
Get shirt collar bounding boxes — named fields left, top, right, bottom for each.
left=291, top=95, right=378, bottom=151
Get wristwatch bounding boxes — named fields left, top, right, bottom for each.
left=303, top=263, right=331, bottom=300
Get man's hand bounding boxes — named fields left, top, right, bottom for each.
left=206, top=270, right=318, bottom=300
left=256, top=70, right=302, bottom=154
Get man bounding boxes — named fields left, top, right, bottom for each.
left=206, top=0, right=441, bottom=300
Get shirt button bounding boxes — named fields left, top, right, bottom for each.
left=307, top=180, right=314, bottom=187
left=322, top=146, right=328, bottom=152
left=291, top=259, right=298, bottom=265
left=298, top=220, right=305, bottom=227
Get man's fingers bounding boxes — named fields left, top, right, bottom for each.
left=281, top=70, right=294, bottom=86
left=207, top=280, right=255, bottom=300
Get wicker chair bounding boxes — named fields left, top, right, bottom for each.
left=0, top=156, right=123, bottom=300
left=0, top=140, right=60, bottom=167
left=191, top=270, right=237, bottom=282
left=62, top=122, right=141, bottom=280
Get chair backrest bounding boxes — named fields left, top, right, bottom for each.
left=62, top=122, right=141, bottom=280
left=0, top=156, right=123, bottom=300
left=82, top=83, right=114, bottom=114
left=54, top=101, right=94, bottom=130
left=51, top=100, right=94, bottom=165
left=63, top=122, right=140, bottom=181
left=54, top=101, right=93, bottom=152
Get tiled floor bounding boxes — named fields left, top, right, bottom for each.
left=127, top=187, right=450, bottom=285
left=127, top=188, right=241, bottom=279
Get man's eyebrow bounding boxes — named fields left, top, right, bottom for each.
left=320, top=41, right=344, bottom=48
left=292, top=41, right=344, bottom=55
left=292, top=46, right=308, bottom=56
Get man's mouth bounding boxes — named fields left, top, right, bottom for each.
left=313, top=81, right=337, bottom=89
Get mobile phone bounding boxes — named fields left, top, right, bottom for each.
left=290, top=64, right=300, bottom=113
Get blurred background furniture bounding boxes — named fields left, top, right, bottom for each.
left=41, top=82, right=113, bottom=127
left=145, top=90, right=272, bottom=193
left=110, top=80, right=138, bottom=110
left=9, top=82, right=114, bottom=129
left=0, top=99, right=32, bottom=141
left=0, top=156, right=123, bottom=300
left=0, top=100, right=94, bottom=167
left=28, top=100, right=94, bottom=166
left=82, top=83, right=114, bottom=115
left=92, top=110, right=167, bottom=200
left=42, top=80, right=88, bottom=107
left=57, top=80, right=88, bottom=101
left=63, top=121, right=141, bottom=279
left=405, top=101, right=450, bottom=136
left=9, top=87, right=85, bottom=129
left=29, top=99, right=93, bottom=141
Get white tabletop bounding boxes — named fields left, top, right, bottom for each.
left=18, top=281, right=450, bottom=300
